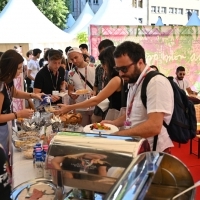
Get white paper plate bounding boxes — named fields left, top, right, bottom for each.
left=83, top=123, right=119, bottom=134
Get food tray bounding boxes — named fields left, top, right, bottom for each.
left=16, top=130, right=39, bottom=138
left=12, top=136, right=40, bottom=150
left=11, top=178, right=57, bottom=200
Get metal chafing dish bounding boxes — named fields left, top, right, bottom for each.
left=44, top=132, right=195, bottom=200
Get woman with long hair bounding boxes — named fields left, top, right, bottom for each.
left=55, top=46, right=127, bottom=118
left=0, top=50, right=42, bottom=154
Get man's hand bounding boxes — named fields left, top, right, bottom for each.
left=51, top=95, right=61, bottom=103
left=32, top=93, right=44, bottom=101
left=53, top=104, right=71, bottom=115
left=69, top=93, right=78, bottom=100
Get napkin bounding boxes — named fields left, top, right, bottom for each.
left=97, top=98, right=110, bottom=112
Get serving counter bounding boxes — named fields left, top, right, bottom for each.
left=12, top=147, right=37, bottom=188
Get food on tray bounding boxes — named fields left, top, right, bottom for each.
left=17, top=131, right=39, bottom=138
left=13, top=137, right=39, bottom=149
left=51, top=115, right=61, bottom=124
left=17, top=117, right=24, bottom=123
left=90, top=123, right=111, bottom=130
left=18, top=183, right=55, bottom=200
left=22, top=148, right=33, bottom=159
left=44, top=105, right=59, bottom=113
left=60, top=113, right=82, bottom=126
left=75, top=89, right=89, bottom=95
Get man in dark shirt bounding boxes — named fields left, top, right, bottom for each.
left=79, top=44, right=95, bottom=63
left=34, top=50, right=65, bottom=103
left=0, top=145, right=11, bottom=200
left=92, top=39, right=114, bottom=123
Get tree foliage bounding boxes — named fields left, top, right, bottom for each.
left=0, top=0, right=8, bottom=11
left=0, top=0, right=70, bottom=30
left=77, top=32, right=88, bottom=44
left=33, top=0, right=69, bottom=30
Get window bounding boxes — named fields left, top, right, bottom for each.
left=169, top=7, right=174, bottom=14
left=174, top=8, right=177, bottom=14
left=157, top=7, right=160, bottom=13
left=93, top=0, right=98, bottom=4
left=151, top=6, right=156, bottom=13
left=86, top=0, right=91, bottom=3
left=161, top=7, right=166, bottom=14
left=177, top=8, right=183, bottom=14
left=194, top=9, right=199, bottom=15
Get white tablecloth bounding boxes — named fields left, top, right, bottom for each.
left=12, top=147, right=36, bottom=188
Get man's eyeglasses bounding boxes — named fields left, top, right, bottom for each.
left=114, top=63, right=134, bottom=73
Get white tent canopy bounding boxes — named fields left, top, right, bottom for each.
left=66, top=2, right=94, bottom=35
left=64, top=13, right=76, bottom=31
left=0, top=0, right=73, bottom=43
left=80, top=0, right=140, bottom=33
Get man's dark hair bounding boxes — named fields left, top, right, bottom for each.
left=79, top=44, right=88, bottom=51
left=114, top=41, right=146, bottom=64
left=58, top=49, right=63, bottom=55
left=43, top=49, right=51, bottom=61
left=48, top=49, right=62, bottom=60
left=98, top=39, right=114, bottom=52
left=65, top=46, right=72, bottom=54
left=33, top=48, right=42, bottom=56
left=0, top=52, right=4, bottom=57
left=26, top=50, right=33, bottom=58
left=176, top=66, right=185, bottom=73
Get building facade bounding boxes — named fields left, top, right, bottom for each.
left=131, top=0, right=200, bottom=25
left=70, top=0, right=103, bottom=19
left=70, top=0, right=200, bottom=25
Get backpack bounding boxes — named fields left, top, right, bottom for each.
left=141, top=71, right=197, bottom=149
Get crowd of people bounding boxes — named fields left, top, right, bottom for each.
left=0, top=39, right=198, bottom=199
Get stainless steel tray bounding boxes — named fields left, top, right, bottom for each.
left=11, top=178, right=57, bottom=200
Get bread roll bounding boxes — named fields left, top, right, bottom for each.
left=75, top=89, right=89, bottom=95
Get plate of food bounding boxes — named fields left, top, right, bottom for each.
left=72, top=89, right=90, bottom=95
left=83, top=122, right=119, bottom=134
left=44, top=105, right=59, bottom=113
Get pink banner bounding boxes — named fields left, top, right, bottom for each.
left=90, top=25, right=200, bottom=91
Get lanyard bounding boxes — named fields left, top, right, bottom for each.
left=77, top=65, right=88, bottom=89
left=5, top=83, right=13, bottom=113
left=48, top=66, right=59, bottom=91
left=126, top=67, right=151, bottom=119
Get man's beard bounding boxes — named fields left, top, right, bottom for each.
left=121, top=65, right=141, bottom=83
left=177, top=76, right=183, bottom=80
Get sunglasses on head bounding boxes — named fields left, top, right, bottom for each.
left=114, top=62, right=134, bottom=73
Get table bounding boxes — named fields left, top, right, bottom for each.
left=12, top=147, right=36, bottom=188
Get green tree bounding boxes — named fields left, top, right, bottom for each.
left=0, top=0, right=70, bottom=30
left=33, top=0, right=69, bottom=30
left=77, top=32, right=88, bottom=44
left=0, top=0, right=8, bottom=11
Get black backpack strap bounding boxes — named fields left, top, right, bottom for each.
left=153, top=135, right=158, bottom=151
left=141, top=70, right=164, bottom=151
left=141, top=71, right=163, bottom=108
left=75, top=67, right=93, bottom=90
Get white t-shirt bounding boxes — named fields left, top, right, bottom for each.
left=68, top=66, right=95, bottom=104
left=127, top=71, right=174, bottom=152
left=173, top=78, right=189, bottom=91
left=27, top=59, right=40, bottom=79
